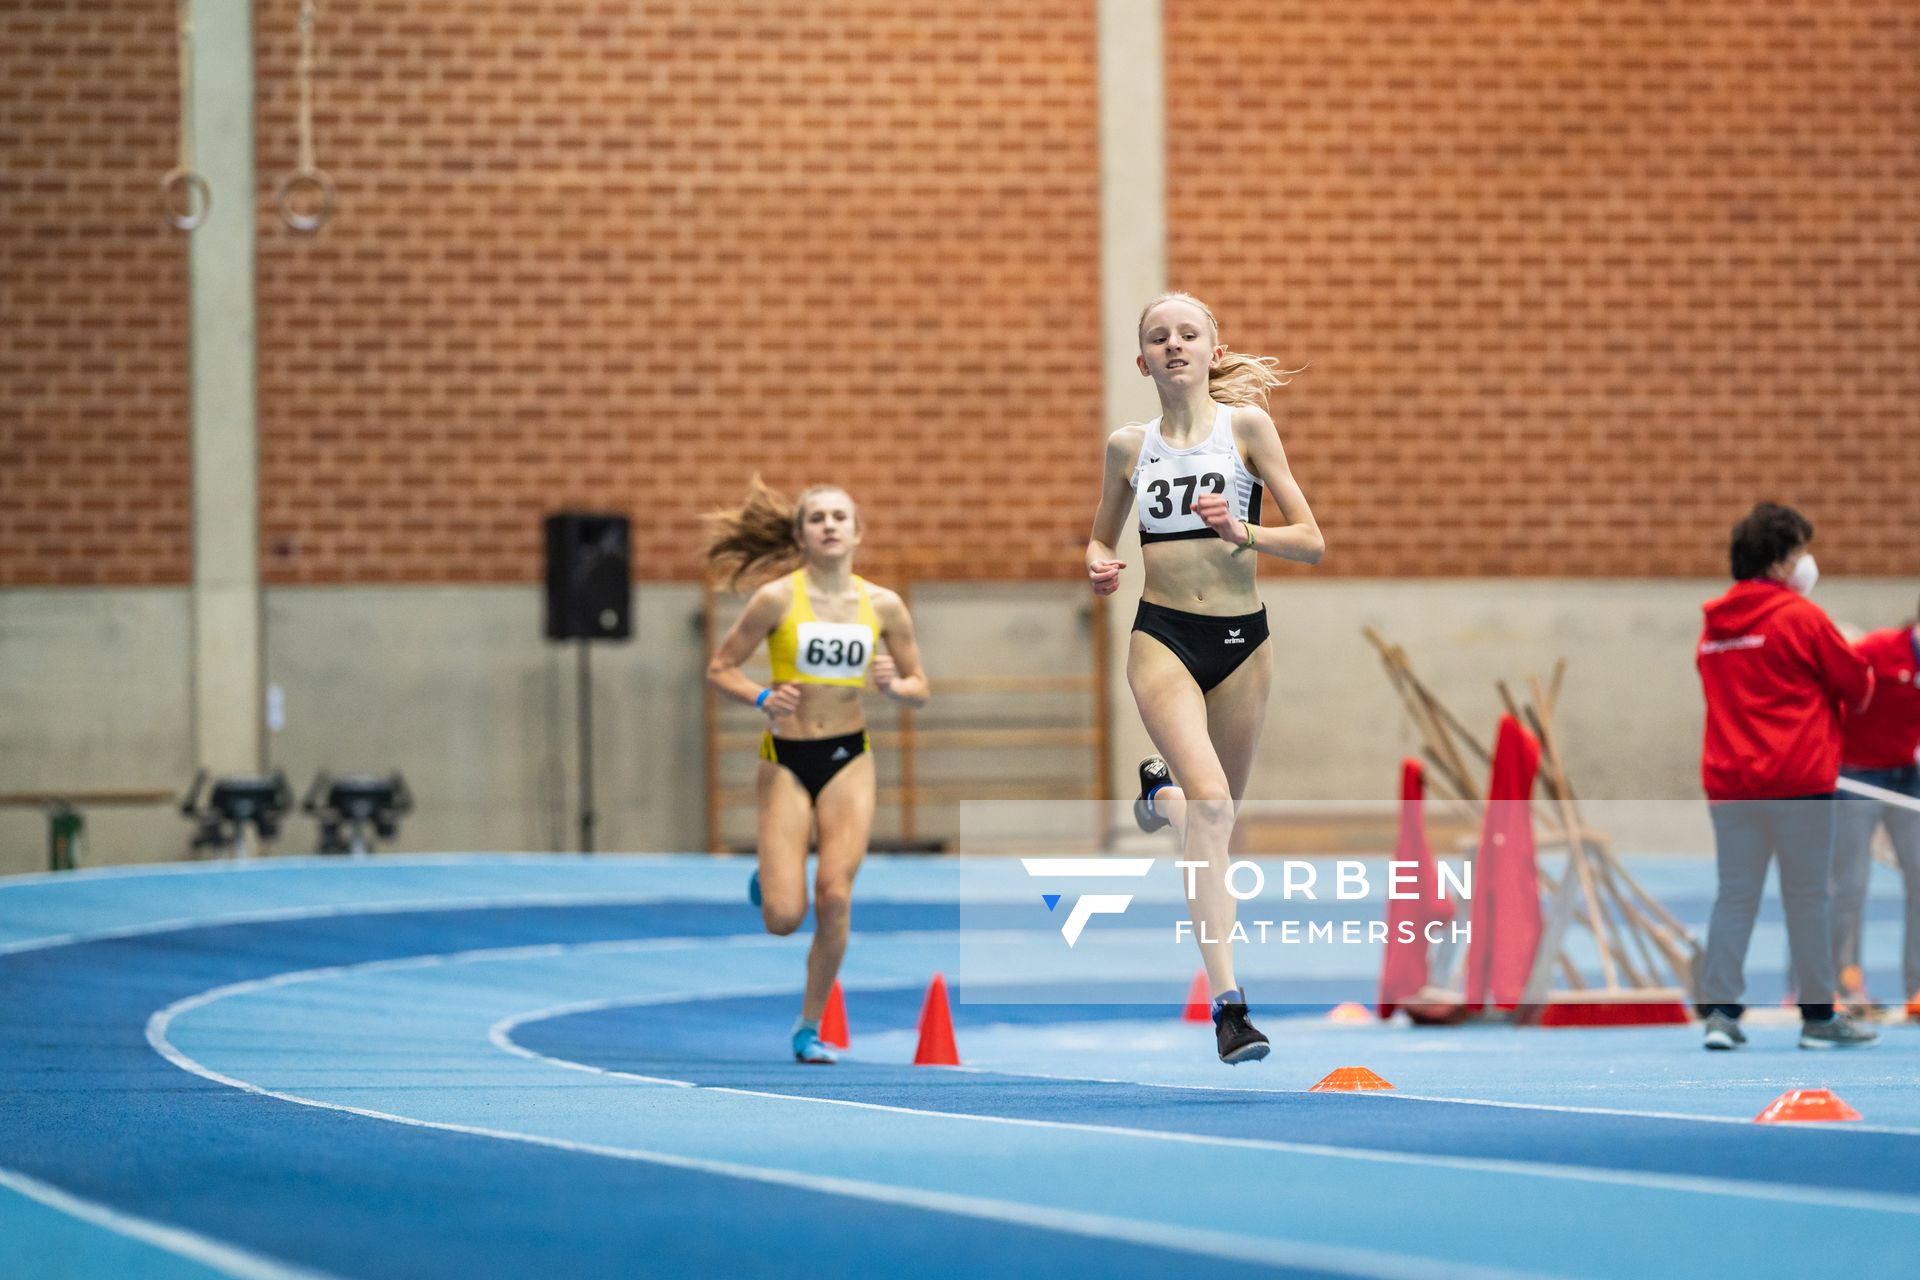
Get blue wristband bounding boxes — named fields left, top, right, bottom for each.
left=754, top=688, right=772, bottom=710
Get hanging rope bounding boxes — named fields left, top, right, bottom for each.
left=160, top=0, right=211, bottom=230
left=274, top=0, right=336, bottom=232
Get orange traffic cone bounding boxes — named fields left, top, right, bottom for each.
left=819, top=979, right=849, bottom=1050
left=1309, top=1066, right=1395, bottom=1092
left=913, top=973, right=960, bottom=1065
left=1754, top=1088, right=1860, bottom=1123
left=1182, top=970, right=1212, bottom=1022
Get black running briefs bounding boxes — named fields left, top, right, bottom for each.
left=1132, top=600, right=1270, bottom=693
left=760, top=729, right=870, bottom=801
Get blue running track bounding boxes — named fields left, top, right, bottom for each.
left=3, top=855, right=1918, bottom=1279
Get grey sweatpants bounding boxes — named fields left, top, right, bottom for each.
left=1829, top=766, right=1920, bottom=999
left=1700, top=796, right=1837, bottom=1020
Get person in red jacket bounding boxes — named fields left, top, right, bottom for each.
left=1830, top=598, right=1920, bottom=1016
left=1694, top=502, right=1876, bottom=1050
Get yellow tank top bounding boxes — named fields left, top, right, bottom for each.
left=766, top=570, right=881, bottom=687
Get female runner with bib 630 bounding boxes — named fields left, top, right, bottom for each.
left=1086, top=293, right=1324, bottom=1064
left=705, top=480, right=930, bottom=1064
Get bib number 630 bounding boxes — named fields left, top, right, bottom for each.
left=795, top=620, right=873, bottom=678
left=805, top=636, right=866, bottom=667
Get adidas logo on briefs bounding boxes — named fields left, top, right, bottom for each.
left=831, top=747, right=850, bottom=760
left=1224, top=628, right=1245, bottom=645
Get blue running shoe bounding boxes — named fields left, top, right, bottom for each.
left=749, top=870, right=761, bottom=908
left=792, top=1022, right=838, bottom=1064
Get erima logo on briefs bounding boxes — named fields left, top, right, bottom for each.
left=831, top=747, right=850, bottom=761
left=1020, top=858, right=1155, bottom=946
left=1224, top=628, right=1244, bottom=645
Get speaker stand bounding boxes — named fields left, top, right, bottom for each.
left=576, top=639, right=595, bottom=854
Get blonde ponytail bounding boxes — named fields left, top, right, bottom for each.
left=701, top=477, right=858, bottom=591
left=701, top=475, right=803, bottom=591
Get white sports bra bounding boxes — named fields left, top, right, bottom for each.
left=1130, top=404, right=1262, bottom=544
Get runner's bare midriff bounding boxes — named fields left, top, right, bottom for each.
left=1139, top=537, right=1261, bottom=615
left=768, top=685, right=866, bottom=739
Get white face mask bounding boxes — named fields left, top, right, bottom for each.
left=1787, top=552, right=1819, bottom=596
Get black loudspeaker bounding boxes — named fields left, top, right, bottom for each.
left=544, top=512, right=632, bottom=641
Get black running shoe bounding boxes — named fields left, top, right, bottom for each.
left=1214, top=994, right=1271, bottom=1064
left=1134, top=756, right=1171, bottom=833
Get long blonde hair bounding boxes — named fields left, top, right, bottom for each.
left=1137, top=291, right=1303, bottom=407
left=700, top=476, right=855, bottom=591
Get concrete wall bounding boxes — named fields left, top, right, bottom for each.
left=0, top=589, right=197, bottom=869
left=260, top=585, right=709, bottom=858
left=1111, top=576, right=1919, bottom=808
left=0, top=584, right=710, bottom=873
left=5, top=578, right=1915, bottom=875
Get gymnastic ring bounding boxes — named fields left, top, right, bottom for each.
left=159, top=167, right=212, bottom=231
left=275, top=167, right=336, bottom=233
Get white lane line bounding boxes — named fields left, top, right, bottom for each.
left=0, top=893, right=732, bottom=957
left=488, top=987, right=805, bottom=1088
left=488, top=989, right=1920, bottom=1138
left=142, top=933, right=798, bottom=1022
left=0, top=1164, right=340, bottom=1280
left=936, top=1063, right=1920, bottom=1139
left=144, top=989, right=1519, bottom=1280
left=0, top=853, right=735, bottom=891
left=495, top=1014, right=1920, bottom=1219
left=0, top=878, right=973, bottom=956
left=1386, top=1091, right=1920, bottom=1137
left=152, top=935, right=1920, bottom=1222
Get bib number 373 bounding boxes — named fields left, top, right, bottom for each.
left=796, top=621, right=872, bottom=680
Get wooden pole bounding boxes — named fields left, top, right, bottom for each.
left=897, top=581, right=918, bottom=843
left=1527, top=674, right=1619, bottom=990
left=1366, top=629, right=1481, bottom=802
left=701, top=586, right=722, bottom=854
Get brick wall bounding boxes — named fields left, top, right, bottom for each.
left=7, top=2, right=1916, bottom=587
left=0, top=0, right=191, bottom=586
left=1168, top=0, right=1920, bottom=577
left=252, top=0, right=1102, bottom=585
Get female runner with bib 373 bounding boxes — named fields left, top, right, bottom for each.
left=1086, top=293, right=1324, bottom=1064
left=705, top=480, right=930, bottom=1064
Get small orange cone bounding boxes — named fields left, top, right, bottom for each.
left=819, top=979, right=849, bottom=1049
left=1309, top=1066, right=1395, bottom=1092
left=1905, top=992, right=1920, bottom=1022
left=912, top=973, right=960, bottom=1066
left=1754, top=1088, right=1860, bottom=1124
left=1182, top=970, right=1213, bottom=1022
left=1328, top=1002, right=1372, bottom=1024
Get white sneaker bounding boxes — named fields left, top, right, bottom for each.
left=1702, top=1011, right=1745, bottom=1051
left=1799, top=1013, right=1878, bottom=1049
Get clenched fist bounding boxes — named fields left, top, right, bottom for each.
left=1194, top=492, right=1246, bottom=547
left=1087, top=558, right=1126, bottom=596
left=760, top=683, right=803, bottom=719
